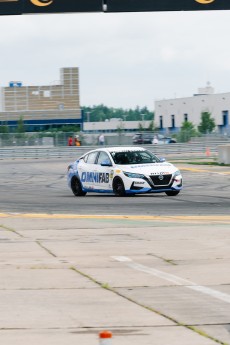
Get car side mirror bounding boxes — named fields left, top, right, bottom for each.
left=159, top=157, right=166, bottom=162
left=101, top=159, right=112, bottom=167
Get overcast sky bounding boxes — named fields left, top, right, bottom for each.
left=0, top=10, right=230, bottom=110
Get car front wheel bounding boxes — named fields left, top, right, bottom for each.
left=165, top=191, right=180, bottom=196
left=113, top=177, right=126, bottom=197
left=71, top=177, right=87, bottom=196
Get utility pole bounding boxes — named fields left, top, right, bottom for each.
left=86, top=112, right=91, bottom=122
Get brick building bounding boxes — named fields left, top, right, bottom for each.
left=0, top=67, right=82, bottom=131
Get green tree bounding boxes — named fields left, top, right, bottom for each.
left=138, top=122, right=144, bottom=131
left=0, top=125, right=9, bottom=134
left=147, top=120, right=155, bottom=131
left=16, top=116, right=25, bottom=134
left=81, top=105, right=154, bottom=122
left=198, top=111, right=215, bottom=134
left=177, top=121, right=198, bottom=143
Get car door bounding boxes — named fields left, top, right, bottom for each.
left=78, top=151, right=99, bottom=191
left=94, top=151, right=113, bottom=191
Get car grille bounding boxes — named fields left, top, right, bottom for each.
left=149, top=174, right=172, bottom=186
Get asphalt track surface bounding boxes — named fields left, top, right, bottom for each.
left=0, top=158, right=230, bottom=215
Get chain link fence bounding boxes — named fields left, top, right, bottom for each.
left=1, top=131, right=230, bottom=148
left=0, top=132, right=135, bottom=147
left=0, top=132, right=79, bottom=147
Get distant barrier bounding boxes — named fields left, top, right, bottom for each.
left=218, top=145, right=230, bottom=164
left=0, top=143, right=220, bottom=160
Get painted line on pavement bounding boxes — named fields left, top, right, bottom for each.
left=1, top=212, right=230, bottom=223
left=112, top=256, right=230, bottom=304
left=0, top=212, right=230, bottom=223
left=179, top=167, right=230, bottom=175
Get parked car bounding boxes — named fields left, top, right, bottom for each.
left=157, top=136, right=177, bottom=144
left=132, top=133, right=177, bottom=145
left=132, top=133, right=154, bottom=144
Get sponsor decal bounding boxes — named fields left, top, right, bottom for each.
left=130, top=163, right=171, bottom=169
left=134, top=181, right=145, bottom=185
left=110, top=149, right=144, bottom=155
left=81, top=172, right=109, bottom=184
left=109, top=170, right=114, bottom=179
left=87, top=186, right=95, bottom=190
left=30, top=0, right=53, bottom=6
left=150, top=172, right=170, bottom=175
left=115, top=169, right=121, bottom=173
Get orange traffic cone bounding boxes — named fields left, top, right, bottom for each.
left=205, top=147, right=210, bottom=157
left=99, top=330, right=112, bottom=345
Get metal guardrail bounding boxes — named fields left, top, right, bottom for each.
left=0, top=146, right=90, bottom=160
left=0, top=142, right=225, bottom=160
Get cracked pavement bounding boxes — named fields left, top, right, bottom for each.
left=0, top=214, right=230, bottom=344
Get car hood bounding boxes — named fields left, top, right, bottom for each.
left=118, top=162, right=178, bottom=175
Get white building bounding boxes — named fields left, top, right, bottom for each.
left=83, top=119, right=152, bottom=132
left=155, top=84, right=230, bottom=134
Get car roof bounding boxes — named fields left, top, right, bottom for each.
left=81, top=146, right=146, bottom=156
left=78, top=147, right=148, bottom=161
left=107, top=146, right=146, bottom=152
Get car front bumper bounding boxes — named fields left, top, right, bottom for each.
left=123, top=174, right=182, bottom=194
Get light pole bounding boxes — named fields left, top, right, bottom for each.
left=122, top=114, right=128, bottom=132
left=141, top=113, right=145, bottom=131
left=140, top=113, right=145, bottom=122
left=86, top=111, right=91, bottom=122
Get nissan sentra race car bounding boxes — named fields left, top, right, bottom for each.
left=67, top=146, right=182, bottom=197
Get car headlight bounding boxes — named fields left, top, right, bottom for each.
left=173, top=170, right=181, bottom=177
left=123, top=171, right=145, bottom=179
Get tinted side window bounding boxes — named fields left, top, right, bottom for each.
left=87, top=152, right=98, bottom=164
left=97, top=152, right=111, bottom=165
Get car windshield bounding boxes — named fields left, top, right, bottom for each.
left=110, top=150, right=160, bottom=165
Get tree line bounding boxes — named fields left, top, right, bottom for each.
left=82, top=105, right=154, bottom=122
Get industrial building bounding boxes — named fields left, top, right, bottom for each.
left=83, top=119, right=152, bottom=133
left=155, top=84, right=230, bottom=135
left=0, top=67, right=82, bottom=131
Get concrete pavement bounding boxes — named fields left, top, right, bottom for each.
left=0, top=214, right=230, bottom=344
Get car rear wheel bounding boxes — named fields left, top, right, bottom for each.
left=165, top=191, right=180, bottom=196
left=71, top=177, right=87, bottom=196
left=113, top=177, right=126, bottom=197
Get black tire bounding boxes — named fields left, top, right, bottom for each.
left=71, top=177, right=87, bottom=196
left=113, top=177, right=126, bottom=197
left=165, top=191, right=180, bottom=196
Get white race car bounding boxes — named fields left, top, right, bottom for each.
left=67, top=146, right=182, bottom=197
